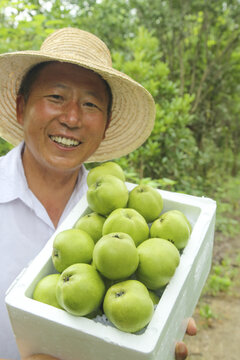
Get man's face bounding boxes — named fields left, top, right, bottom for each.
left=17, top=62, right=110, bottom=173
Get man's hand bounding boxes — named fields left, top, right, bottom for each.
left=23, top=355, right=59, bottom=360
left=175, top=318, right=197, bottom=360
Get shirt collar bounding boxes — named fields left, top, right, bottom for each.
left=0, top=142, right=88, bottom=208
left=58, top=165, right=88, bottom=226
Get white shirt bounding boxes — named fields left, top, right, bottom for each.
left=0, top=142, right=88, bottom=359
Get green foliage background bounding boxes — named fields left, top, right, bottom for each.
left=0, top=0, right=239, bottom=220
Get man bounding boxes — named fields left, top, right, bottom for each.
left=0, top=27, right=196, bottom=360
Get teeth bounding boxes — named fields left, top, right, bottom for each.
left=50, top=136, right=80, bottom=147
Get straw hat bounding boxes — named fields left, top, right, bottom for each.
left=0, top=27, right=155, bottom=162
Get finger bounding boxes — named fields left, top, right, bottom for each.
left=175, top=341, right=188, bottom=360
left=23, top=355, right=60, bottom=360
left=186, top=317, right=197, bottom=336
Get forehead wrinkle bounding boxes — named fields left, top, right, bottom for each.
left=53, top=83, right=69, bottom=89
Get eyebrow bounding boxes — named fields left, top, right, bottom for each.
left=52, top=83, right=106, bottom=103
left=85, top=90, right=106, bottom=104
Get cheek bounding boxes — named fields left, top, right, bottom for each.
left=22, top=116, right=41, bottom=137
left=86, top=115, right=108, bottom=139
left=23, top=103, right=53, bottom=133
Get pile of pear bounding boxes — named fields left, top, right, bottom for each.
left=32, top=162, right=191, bottom=334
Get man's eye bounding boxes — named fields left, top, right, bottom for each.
left=50, top=95, right=62, bottom=100
left=84, top=102, right=97, bottom=108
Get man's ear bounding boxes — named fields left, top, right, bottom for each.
left=103, top=113, right=112, bottom=140
left=16, top=95, right=25, bottom=126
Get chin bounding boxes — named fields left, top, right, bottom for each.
left=44, top=157, right=82, bottom=173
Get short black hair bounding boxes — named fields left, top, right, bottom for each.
left=18, top=61, right=113, bottom=119
left=18, top=62, right=50, bottom=102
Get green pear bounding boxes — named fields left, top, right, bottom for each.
left=170, top=210, right=192, bottom=233
left=85, top=307, right=103, bottom=319
left=52, top=228, right=95, bottom=273
left=136, top=238, right=180, bottom=290
left=150, top=210, right=191, bottom=249
left=127, top=184, right=163, bottom=223
left=103, top=280, right=154, bottom=333
left=101, top=276, right=119, bottom=292
left=87, top=162, right=125, bottom=187
left=148, top=290, right=160, bottom=305
left=74, top=212, right=106, bottom=244
left=87, top=174, right=129, bottom=216
left=102, top=208, right=149, bottom=246
left=33, top=274, right=63, bottom=309
left=56, top=263, right=105, bottom=316
left=92, top=232, right=139, bottom=280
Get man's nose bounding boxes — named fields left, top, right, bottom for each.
left=60, top=101, right=82, bottom=127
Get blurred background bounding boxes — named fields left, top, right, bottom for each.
left=0, top=1, right=239, bottom=358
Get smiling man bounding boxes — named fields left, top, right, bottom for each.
left=16, top=62, right=111, bottom=227
left=0, top=28, right=196, bottom=360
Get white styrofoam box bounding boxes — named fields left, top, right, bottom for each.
left=5, top=183, right=216, bottom=360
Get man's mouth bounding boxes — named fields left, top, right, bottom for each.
left=50, top=135, right=81, bottom=147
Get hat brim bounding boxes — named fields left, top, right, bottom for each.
left=0, top=51, right=155, bottom=162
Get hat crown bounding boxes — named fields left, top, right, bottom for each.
left=40, top=27, right=112, bottom=67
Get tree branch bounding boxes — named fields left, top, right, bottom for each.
left=191, top=31, right=240, bottom=113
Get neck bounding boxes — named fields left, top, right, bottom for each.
left=21, top=147, right=81, bottom=228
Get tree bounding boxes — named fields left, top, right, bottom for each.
left=0, top=138, right=13, bottom=156
left=111, top=27, right=197, bottom=189
left=129, top=0, right=240, bottom=177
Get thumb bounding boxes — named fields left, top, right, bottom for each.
left=175, top=341, right=188, bottom=360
